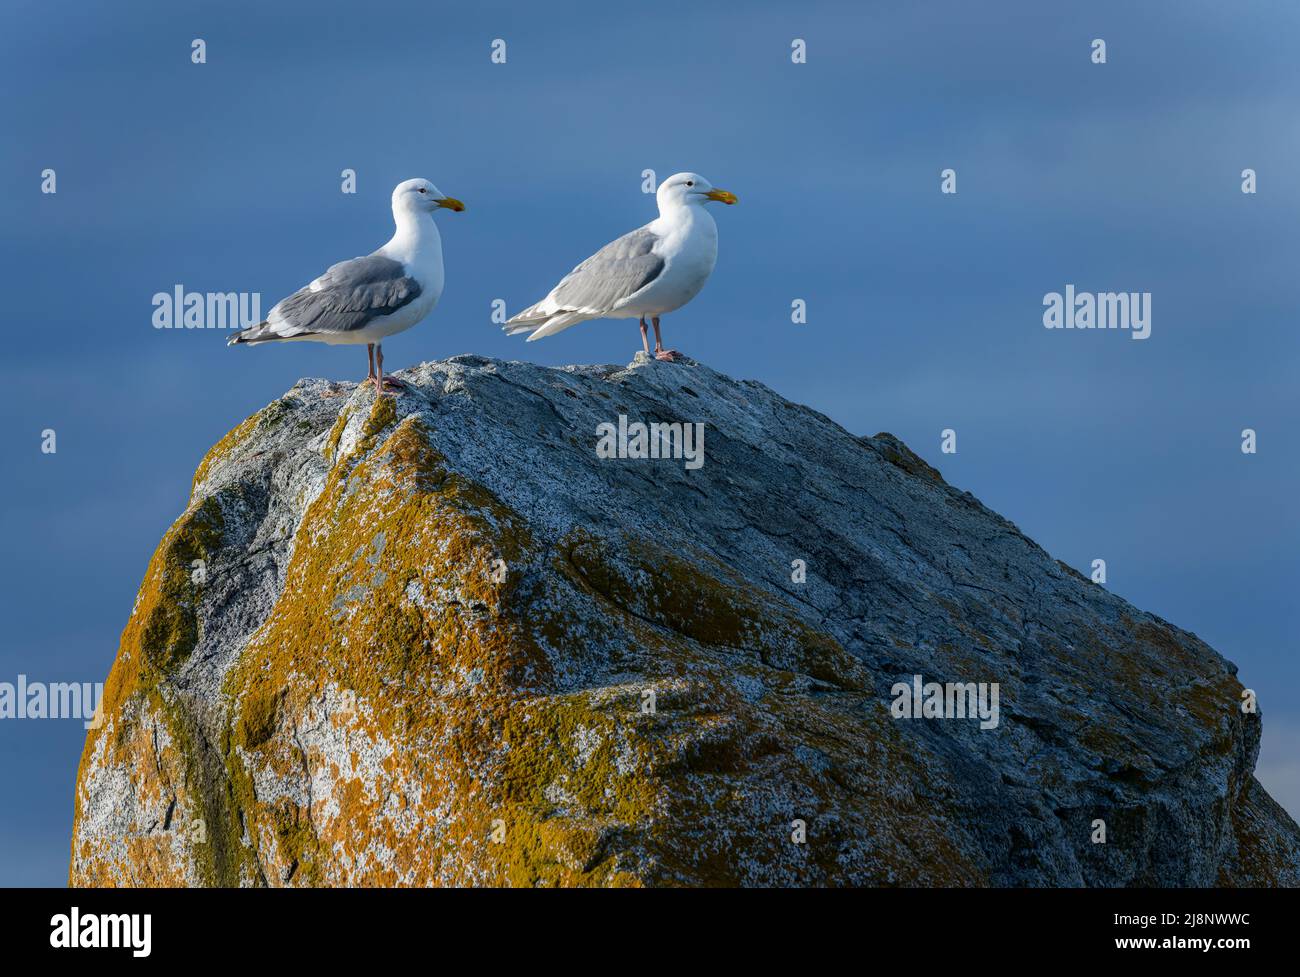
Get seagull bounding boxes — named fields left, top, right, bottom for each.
left=504, top=172, right=736, bottom=361
left=229, top=178, right=464, bottom=395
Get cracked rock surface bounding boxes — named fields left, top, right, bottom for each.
left=70, top=354, right=1299, bottom=886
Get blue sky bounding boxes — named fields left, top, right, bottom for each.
left=1, top=0, right=1296, bottom=885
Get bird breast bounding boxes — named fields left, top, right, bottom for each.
left=646, top=210, right=718, bottom=311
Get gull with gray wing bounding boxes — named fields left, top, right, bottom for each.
left=230, top=178, right=464, bottom=394
left=505, top=172, right=736, bottom=361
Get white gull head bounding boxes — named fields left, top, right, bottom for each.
left=391, top=178, right=465, bottom=218
left=655, top=172, right=738, bottom=215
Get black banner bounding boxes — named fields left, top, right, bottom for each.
left=0, top=886, right=1290, bottom=964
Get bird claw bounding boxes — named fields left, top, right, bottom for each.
left=373, top=376, right=407, bottom=395
left=654, top=349, right=681, bottom=362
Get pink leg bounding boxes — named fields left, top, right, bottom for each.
left=374, top=344, right=406, bottom=396
left=639, top=317, right=651, bottom=355
left=366, top=344, right=376, bottom=381
left=652, top=316, right=680, bottom=362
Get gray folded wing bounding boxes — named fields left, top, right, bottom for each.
left=266, top=255, right=422, bottom=338
left=550, top=226, right=664, bottom=314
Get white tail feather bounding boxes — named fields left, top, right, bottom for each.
left=523, top=313, right=590, bottom=341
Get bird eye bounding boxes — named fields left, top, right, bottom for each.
left=686, top=181, right=694, bottom=187
left=417, top=188, right=427, bottom=194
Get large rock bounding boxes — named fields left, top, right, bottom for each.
left=69, top=354, right=1299, bottom=886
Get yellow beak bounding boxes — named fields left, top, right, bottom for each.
left=705, top=188, right=738, bottom=205
left=436, top=196, right=466, bottom=212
